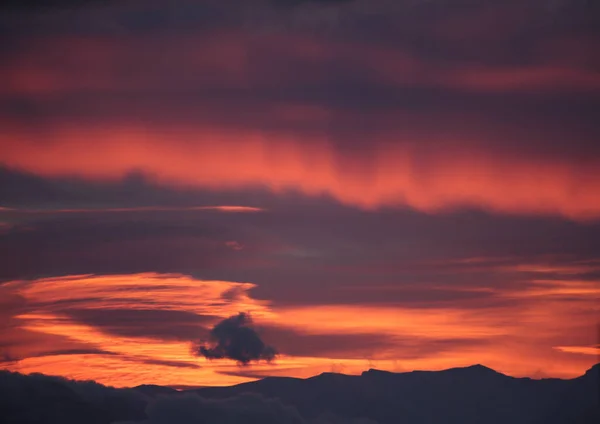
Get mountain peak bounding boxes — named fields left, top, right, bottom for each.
left=361, top=368, right=396, bottom=377
left=310, top=371, right=357, bottom=382
left=444, top=364, right=504, bottom=377
left=464, top=364, right=498, bottom=373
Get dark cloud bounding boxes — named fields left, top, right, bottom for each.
left=0, top=211, right=236, bottom=281
left=133, top=358, right=201, bottom=370
left=2, top=369, right=371, bottom=424
left=2, top=173, right=600, bottom=309
left=258, top=326, right=491, bottom=360
left=273, top=0, right=354, bottom=4
left=257, top=327, right=395, bottom=358
left=0, top=0, right=114, bottom=12
left=119, top=392, right=306, bottom=424
left=1, top=0, right=599, bottom=163
left=0, top=327, right=113, bottom=364
left=193, top=313, right=277, bottom=365
left=0, top=167, right=268, bottom=212
left=27, top=348, right=118, bottom=359
left=64, top=308, right=216, bottom=341
left=117, top=391, right=379, bottom=424
left=0, top=370, right=148, bottom=424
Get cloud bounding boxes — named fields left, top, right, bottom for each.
left=3, top=125, right=600, bottom=220
left=0, top=274, right=279, bottom=386
left=0, top=369, right=148, bottom=424
left=258, top=324, right=492, bottom=360
left=0, top=366, right=372, bottom=424
left=255, top=327, right=396, bottom=358
left=0, top=0, right=599, bottom=391
left=0, top=213, right=240, bottom=281
left=1, top=369, right=379, bottom=424
left=193, top=313, right=277, bottom=365
left=134, top=358, right=202, bottom=370
left=1, top=1, right=599, bottom=220
left=0, top=0, right=114, bottom=12
left=116, top=391, right=378, bottom=424
left=554, top=345, right=600, bottom=356
left=64, top=308, right=216, bottom=341
left=119, top=392, right=304, bottom=424
left=0, top=205, right=264, bottom=214
left=273, top=0, right=355, bottom=5
left=0, top=283, right=115, bottom=363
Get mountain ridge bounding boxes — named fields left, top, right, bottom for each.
left=1, top=363, right=598, bottom=424
left=190, top=362, right=596, bottom=392
left=191, top=363, right=599, bottom=424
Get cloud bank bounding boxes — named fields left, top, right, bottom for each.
left=117, top=392, right=379, bottom=424
left=1, top=0, right=599, bottom=219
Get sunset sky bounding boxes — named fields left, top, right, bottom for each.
left=1, top=0, right=599, bottom=388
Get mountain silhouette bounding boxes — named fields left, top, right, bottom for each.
left=193, top=364, right=600, bottom=424
left=1, top=364, right=598, bottom=423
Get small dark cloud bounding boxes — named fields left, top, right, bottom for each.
left=193, top=313, right=277, bottom=365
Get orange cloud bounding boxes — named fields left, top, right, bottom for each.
left=1, top=125, right=600, bottom=219
left=1, top=272, right=598, bottom=387
left=554, top=346, right=600, bottom=356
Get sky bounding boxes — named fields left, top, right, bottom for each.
left=0, top=0, right=599, bottom=388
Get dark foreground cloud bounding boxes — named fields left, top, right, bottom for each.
left=116, top=392, right=378, bottom=424
left=0, top=0, right=115, bottom=12
left=0, top=370, right=148, bottom=424
left=0, top=369, right=378, bottom=424
left=194, top=313, right=277, bottom=365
